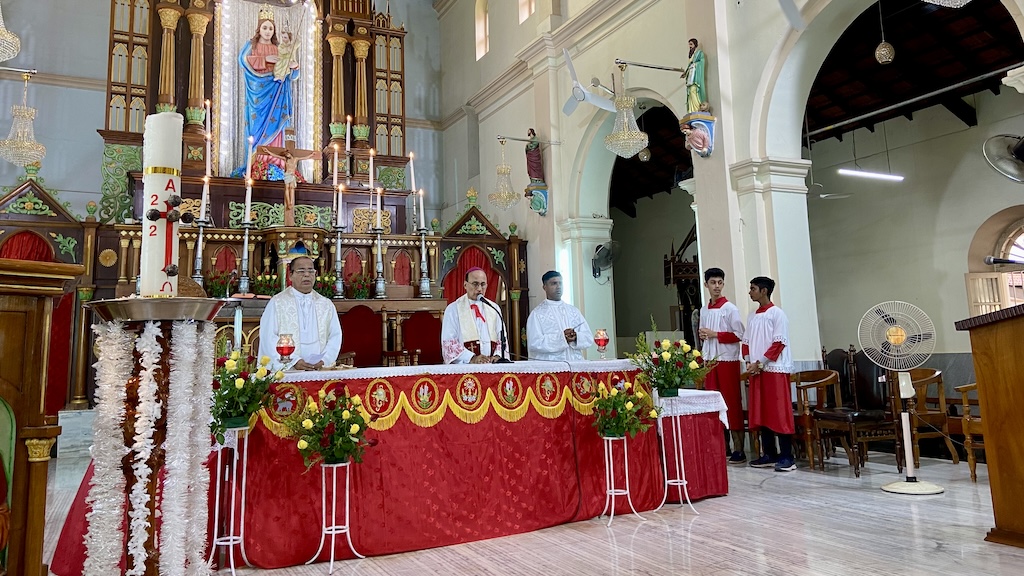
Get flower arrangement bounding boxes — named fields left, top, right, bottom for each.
left=347, top=272, right=373, bottom=299
left=210, top=351, right=284, bottom=443
left=627, top=321, right=715, bottom=397
left=205, top=270, right=238, bottom=298
left=287, top=387, right=378, bottom=468
left=251, top=273, right=281, bottom=296
left=592, top=379, right=661, bottom=438
left=314, top=274, right=337, bottom=299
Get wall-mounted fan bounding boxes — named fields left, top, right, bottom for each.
left=857, top=301, right=943, bottom=495
left=982, top=134, right=1024, bottom=183
left=592, top=241, right=621, bottom=279
left=562, top=48, right=616, bottom=116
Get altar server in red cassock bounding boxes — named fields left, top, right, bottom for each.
left=742, top=276, right=796, bottom=472
left=697, top=267, right=746, bottom=464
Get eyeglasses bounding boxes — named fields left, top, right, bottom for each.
left=467, top=281, right=487, bottom=288
left=293, top=269, right=316, bottom=275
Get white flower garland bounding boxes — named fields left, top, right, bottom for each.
left=83, top=322, right=133, bottom=576
left=185, top=321, right=216, bottom=576
left=127, top=322, right=163, bottom=576
left=159, top=321, right=196, bottom=576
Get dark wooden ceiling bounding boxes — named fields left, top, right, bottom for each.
left=609, top=105, right=692, bottom=217
left=806, top=0, right=1024, bottom=143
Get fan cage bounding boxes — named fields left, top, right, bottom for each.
left=857, top=301, right=936, bottom=372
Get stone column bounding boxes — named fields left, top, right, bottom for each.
left=156, top=2, right=185, bottom=113
left=183, top=1, right=212, bottom=132
left=327, top=34, right=349, bottom=144
left=351, top=38, right=372, bottom=148
left=558, top=217, right=616, bottom=358
left=730, top=156, right=822, bottom=361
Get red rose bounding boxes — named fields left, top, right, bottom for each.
left=239, top=371, right=250, bottom=380
left=324, top=421, right=336, bottom=437
left=216, top=357, right=227, bottom=367
left=211, top=379, right=220, bottom=389
left=696, top=356, right=705, bottom=366
left=370, top=413, right=380, bottom=422
left=247, top=355, right=256, bottom=365
left=676, top=361, right=684, bottom=369
left=652, top=357, right=659, bottom=366
left=325, top=398, right=337, bottom=411
left=320, top=435, right=331, bottom=448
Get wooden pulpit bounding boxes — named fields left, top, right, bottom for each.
left=0, top=258, right=84, bottom=576
left=955, top=304, right=1024, bottom=549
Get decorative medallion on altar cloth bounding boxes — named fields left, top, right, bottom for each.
left=455, top=374, right=484, bottom=411
left=259, top=382, right=309, bottom=437
left=533, top=373, right=561, bottom=408
left=411, top=377, right=441, bottom=415
left=570, top=373, right=597, bottom=407
left=366, top=378, right=397, bottom=417
left=496, top=374, right=524, bottom=409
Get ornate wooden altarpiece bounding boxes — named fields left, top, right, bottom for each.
left=664, top=225, right=701, bottom=345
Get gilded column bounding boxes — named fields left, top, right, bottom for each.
left=183, top=2, right=212, bottom=131
left=327, top=34, right=349, bottom=144
left=156, top=2, right=185, bottom=113
left=70, top=214, right=100, bottom=409
left=351, top=38, right=372, bottom=147
left=24, top=436, right=58, bottom=576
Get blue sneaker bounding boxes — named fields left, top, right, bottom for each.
left=749, top=455, right=777, bottom=468
left=774, top=457, right=797, bottom=472
left=728, top=451, right=747, bottom=465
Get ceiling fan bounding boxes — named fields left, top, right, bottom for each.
left=982, top=134, right=1024, bottom=183
left=562, top=48, right=616, bottom=116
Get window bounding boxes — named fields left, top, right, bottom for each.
left=475, top=0, right=488, bottom=60
left=111, top=44, right=128, bottom=83
left=133, top=0, right=150, bottom=36
left=390, top=126, right=403, bottom=156
left=376, top=125, right=389, bottom=154
left=389, top=38, right=402, bottom=72
left=375, top=36, right=387, bottom=70
left=130, top=46, right=147, bottom=86
left=129, top=97, right=146, bottom=133
left=518, top=0, right=536, bottom=23
left=390, top=81, right=402, bottom=116
left=113, top=0, right=130, bottom=31
left=109, top=95, right=127, bottom=131
left=375, top=79, right=389, bottom=114
left=1001, top=221, right=1024, bottom=264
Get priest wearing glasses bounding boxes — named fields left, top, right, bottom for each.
left=259, top=255, right=342, bottom=371
left=526, top=270, right=594, bottom=361
left=441, top=267, right=510, bottom=364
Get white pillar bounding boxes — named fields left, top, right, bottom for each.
left=1003, top=65, right=1024, bottom=93
left=730, top=156, right=822, bottom=362
left=558, top=217, right=616, bottom=358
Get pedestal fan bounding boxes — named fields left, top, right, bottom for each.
left=857, top=301, right=944, bottom=495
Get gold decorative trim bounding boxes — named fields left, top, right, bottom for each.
left=26, top=438, right=56, bottom=462
left=144, top=166, right=182, bottom=176
left=99, top=248, right=118, bottom=267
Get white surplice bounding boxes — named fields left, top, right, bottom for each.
left=258, top=287, right=342, bottom=371
left=441, top=294, right=510, bottom=364
left=526, top=298, right=594, bottom=361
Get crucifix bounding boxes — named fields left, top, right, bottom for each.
left=258, top=129, right=319, bottom=226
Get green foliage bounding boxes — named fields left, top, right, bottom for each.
left=314, top=274, right=337, bottom=299
left=346, top=272, right=373, bottom=299
left=626, top=318, right=715, bottom=392
left=251, top=273, right=281, bottom=296
left=205, top=270, right=238, bottom=298
left=210, top=351, right=283, bottom=444
left=286, top=387, right=377, bottom=468
left=592, top=380, right=660, bottom=439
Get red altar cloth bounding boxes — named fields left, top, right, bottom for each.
left=52, top=361, right=727, bottom=572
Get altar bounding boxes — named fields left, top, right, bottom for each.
left=51, top=360, right=727, bottom=572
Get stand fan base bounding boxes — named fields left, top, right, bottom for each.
left=881, top=479, right=944, bottom=495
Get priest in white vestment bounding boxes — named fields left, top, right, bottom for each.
left=441, top=267, right=510, bottom=364
left=526, top=270, right=594, bottom=361
left=259, top=256, right=342, bottom=370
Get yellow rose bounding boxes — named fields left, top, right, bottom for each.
left=624, top=381, right=632, bottom=390
left=260, top=355, right=271, bottom=366
left=224, top=359, right=237, bottom=371
left=636, top=390, right=645, bottom=399
left=231, top=350, right=240, bottom=361
left=234, top=378, right=244, bottom=389
left=598, top=382, right=607, bottom=392
left=661, top=351, right=671, bottom=361
left=318, top=389, right=327, bottom=400
left=275, top=371, right=285, bottom=380
left=682, top=343, right=692, bottom=353
left=625, top=401, right=634, bottom=410
left=255, top=367, right=268, bottom=379
left=649, top=409, right=658, bottom=418
left=349, top=424, right=360, bottom=434
left=689, top=360, right=699, bottom=370
left=661, top=339, right=671, bottom=351
left=301, top=418, right=314, bottom=430
left=342, top=410, right=351, bottom=420
left=352, top=396, right=362, bottom=406
left=693, top=350, right=702, bottom=358
left=297, top=439, right=308, bottom=449
left=309, top=400, right=319, bottom=412
left=610, top=388, right=618, bottom=397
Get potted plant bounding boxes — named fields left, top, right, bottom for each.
left=205, top=270, right=238, bottom=298
left=287, top=388, right=378, bottom=467
left=592, top=380, right=661, bottom=439
left=210, top=351, right=284, bottom=443
left=314, top=274, right=337, bottom=299
left=251, top=273, right=281, bottom=297
left=627, top=321, right=715, bottom=398
left=347, top=272, right=373, bottom=299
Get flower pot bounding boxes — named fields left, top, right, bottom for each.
left=323, top=455, right=349, bottom=465
left=659, top=388, right=680, bottom=398
left=222, top=415, right=250, bottom=430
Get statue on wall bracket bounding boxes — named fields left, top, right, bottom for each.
left=680, top=38, right=717, bottom=159
left=524, top=128, right=549, bottom=216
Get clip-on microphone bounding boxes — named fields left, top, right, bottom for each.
left=477, top=295, right=513, bottom=363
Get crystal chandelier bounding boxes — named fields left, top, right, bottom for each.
left=0, top=73, right=46, bottom=166
left=875, top=2, right=894, bottom=65
left=923, top=0, right=973, bottom=7
left=488, top=138, right=519, bottom=210
left=0, top=1, right=20, bottom=62
left=604, top=94, right=648, bottom=158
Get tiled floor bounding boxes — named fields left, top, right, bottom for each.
left=45, top=452, right=1024, bottom=575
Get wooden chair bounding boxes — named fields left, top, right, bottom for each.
left=793, top=370, right=842, bottom=470
left=739, top=371, right=761, bottom=458
left=383, top=349, right=420, bottom=367
left=955, top=383, right=984, bottom=481
left=812, top=347, right=903, bottom=477
left=906, top=368, right=959, bottom=467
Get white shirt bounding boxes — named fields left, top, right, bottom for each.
left=526, top=299, right=594, bottom=361
left=699, top=297, right=744, bottom=362
left=743, top=304, right=792, bottom=373
left=441, top=295, right=510, bottom=364
left=258, top=287, right=342, bottom=371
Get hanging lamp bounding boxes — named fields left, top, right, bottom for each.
left=875, top=2, right=895, bottom=64
left=488, top=138, right=519, bottom=210
left=0, top=72, right=46, bottom=166
left=0, top=1, right=21, bottom=62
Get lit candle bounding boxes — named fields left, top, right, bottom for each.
left=244, top=136, right=254, bottom=181
left=376, top=187, right=382, bottom=229
left=419, top=189, right=425, bottom=230
left=408, top=151, right=416, bottom=192
left=332, top=143, right=339, bottom=216
left=368, top=148, right=375, bottom=223
left=204, top=100, right=212, bottom=178
left=337, top=184, right=345, bottom=227
left=345, top=115, right=352, bottom=154
left=244, top=136, right=254, bottom=224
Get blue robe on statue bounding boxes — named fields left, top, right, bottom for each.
left=234, top=41, right=299, bottom=180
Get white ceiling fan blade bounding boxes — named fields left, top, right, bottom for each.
left=562, top=95, right=580, bottom=116
left=562, top=48, right=580, bottom=84
left=583, top=91, right=617, bottom=113
left=778, top=0, right=806, bottom=30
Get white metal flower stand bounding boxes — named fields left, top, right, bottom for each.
left=208, top=425, right=252, bottom=575
left=655, top=410, right=699, bottom=514
left=306, top=460, right=364, bottom=573
left=599, top=436, right=645, bottom=527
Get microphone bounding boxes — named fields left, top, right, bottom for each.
left=984, top=256, right=1024, bottom=265
left=477, top=295, right=513, bottom=364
